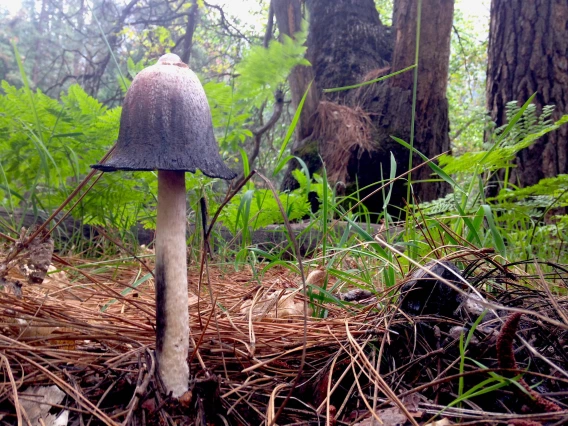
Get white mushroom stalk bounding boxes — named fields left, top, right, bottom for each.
left=91, top=53, right=235, bottom=398
left=155, top=170, right=189, bottom=397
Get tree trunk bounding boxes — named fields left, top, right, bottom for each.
left=273, top=0, right=320, bottom=195
left=486, top=0, right=568, bottom=188
left=180, top=0, right=199, bottom=64
left=277, top=0, right=453, bottom=215
left=307, top=0, right=391, bottom=102
left=388, top=0, right=454, bottom=202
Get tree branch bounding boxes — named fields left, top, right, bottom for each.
left=264, top=2, right=275, bottom=48
left=180, top=0, right=200, bottom=64
left=204, top=1, right=254, bottom=44
left=234, top=91, right=285, bottom=185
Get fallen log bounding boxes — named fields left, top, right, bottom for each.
left=0, top=208, right=402, bottom=256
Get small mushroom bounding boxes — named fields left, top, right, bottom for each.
left=92, top=53, right=235, bottom=397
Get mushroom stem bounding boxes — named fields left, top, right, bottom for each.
left=155, top=170, right=189, bottom=397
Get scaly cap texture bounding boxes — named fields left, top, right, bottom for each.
left=92, top=53, right=236, bottom=180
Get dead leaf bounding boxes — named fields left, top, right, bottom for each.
left=241, top=289, right=312, bottom=319
left=19, top=385, right=68, bottom=426
left=18, top=318, right=58, bottom=340
left=352, top=406, right=406, bottom=426
left=20, top=232, right=54, bottom=284
left=306, top=269, right=326, bottom=287
left=424, top=419, right=453, bottom=426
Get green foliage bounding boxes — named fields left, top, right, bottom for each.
left=0, top=78, right=161, bottom=237
left=447, top=2, right=489, bottom=154
left=490, top=175, right=568, bottom=259
left=0, top=81, right=112, bottom=189
left=419, top=192, right=476, bottom=215
left=203, top=81, right=253, bottom=153
left=374, top=0, right=393, bottom=25
left=235, top=24, right=309, bottom=108
left=1, top=0, right=565, bottom=271
left=218, top=169, right=317, bottom=233
left=0, top=17, right=311, bottom=241
left=491, top=101, right=556, bottom=147
left=203, top=22, right=310, bottom=171
left=414, top=97, right=568, bottom=262
left=496, top=174, right=568, bottom=203
left=118, top=57, right=149, bottom=93
left=221, top=187, right=310, bottom=231
left=439, top=103, right=564, bottom=175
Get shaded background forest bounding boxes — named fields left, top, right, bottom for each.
left=0, top=0, right=566, bottom=262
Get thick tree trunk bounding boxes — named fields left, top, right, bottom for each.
left=278, top=0, right=453, bottom=215
left=306, top=0, right=391, bottom=102
left=486, top=0, right=568, bottom=188
left=388, top=0, right=454, bottom=202
left=279, top=0, right=392, bottom=193
left=273, top=0, right=319, bottom=194
left=348, top=0, right=454, bottom=212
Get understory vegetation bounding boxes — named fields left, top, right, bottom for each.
left=0, top=49, right=566, bottom=265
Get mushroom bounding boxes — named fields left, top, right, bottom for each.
left=92, top=53, right=235, bottom=397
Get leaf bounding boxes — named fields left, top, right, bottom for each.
left=12, top=42, right=44, bottom=144
left=323, top=64, right=416, bottom=93
left=391, top=136, right=463, bottom=193
left=382, top=152, right=397, bottom=209
left=235, top=23, right=310, bottom=106
left=276, top=81, right=313, bottom=166
left=482, top=204, right=506, bottom=257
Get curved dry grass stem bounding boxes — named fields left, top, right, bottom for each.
left=345, top=323, right=419, bottom=426
left=1, top=354, right=23, bottom=426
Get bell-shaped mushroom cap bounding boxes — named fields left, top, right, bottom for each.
left=92, top=53, right=236, bottom=180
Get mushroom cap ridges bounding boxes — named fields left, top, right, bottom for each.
left=93, top=54, right=236, bottom=180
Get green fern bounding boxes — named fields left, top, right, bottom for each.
left=491, top=175, right=568, bottom=224
left=440, top=112, right=567, bottom=175
left=234, top=21, right=309, bottom=108
left=0, top=80, right=157, bottom=233
left=496, top=174, right=568, bottom=201
left=492, top=101, right=556, bottom=148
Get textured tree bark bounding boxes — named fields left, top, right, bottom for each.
left=486, top=0, right=568, bottom=189
left=277, top=0, right=453, bottom=214
left=278, top=0, right=392, bottom=193
left=345, top=0, right=454, bottom=211
left=273, top=0, right=320, bottom=195
left=387, top=0, right=454, bottom=202
left=307, top=0, right=391, bottom=102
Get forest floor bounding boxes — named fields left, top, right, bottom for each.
left=0, top=245, right=567, bottom=425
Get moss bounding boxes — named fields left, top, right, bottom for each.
left=294, top=140, right=323, bottom=175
